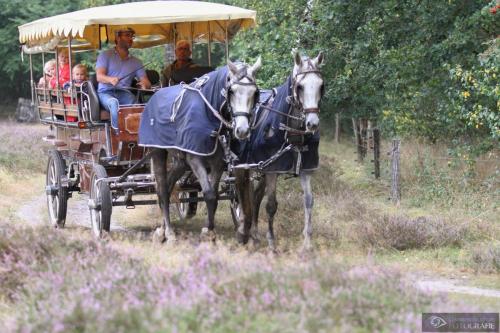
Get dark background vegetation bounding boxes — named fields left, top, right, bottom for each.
left=1, top=0, right=498, bottom=154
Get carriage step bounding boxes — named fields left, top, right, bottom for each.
left=70, top=135, right=94, bottom=144
left=43, top=136, right=67, bottom=147
left=233, top=163, right=259, bottom=170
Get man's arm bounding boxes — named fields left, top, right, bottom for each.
left=96, top=67, right=119, bottom=86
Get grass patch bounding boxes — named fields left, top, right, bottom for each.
left=0, top=226, right=444, bottom=333
left=467, top=242, right=500, bottom=274
left=0, top=121, right=50, bottom=173
left=353, top=214, right=477, bottom=251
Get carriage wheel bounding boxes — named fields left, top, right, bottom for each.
left=46, top=149, right=68, bottom=228
left=176, top=191, right=198, bottom=221
left=230, top=197, right=242, bottom=230
left=89, top=164, right=112, bottom=238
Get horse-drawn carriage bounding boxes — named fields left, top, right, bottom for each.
left=19, top=1, right=257, bottom=238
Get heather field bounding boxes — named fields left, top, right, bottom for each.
left=0, top=119, right=498, bottom=332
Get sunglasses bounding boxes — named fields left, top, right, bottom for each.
left=119, top=33, right=135, bottom=39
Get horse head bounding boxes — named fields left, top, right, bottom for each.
left=291, top=51, right=324, bottom=133
left=226, top=57, right=262, bottom=140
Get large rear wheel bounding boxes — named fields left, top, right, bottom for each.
left=88, top=164, right=112, bottom=238
left=46, top=149, right=68, bottom=228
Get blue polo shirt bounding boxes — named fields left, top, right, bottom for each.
left=96, top=48, right=146, bottom=93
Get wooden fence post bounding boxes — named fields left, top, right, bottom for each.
left=353, top=118, right=364, bottom=162
left=334, top=112, right=340, bottom=144
left=372, top=128, right=380, bottom=179
left=390, top=139, right=401, bottom=204
left=360, top=119, right=368, bottom=160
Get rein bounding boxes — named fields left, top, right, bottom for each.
left=181, top=82, right=233, bottom=129
left=178, top=69, right=259, bottom=130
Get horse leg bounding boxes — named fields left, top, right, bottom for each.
left=300, top=172, right=314, bottom=251
left=186, top=156, right=217, bottom=236
left=152, top=149, right=186, bottom=244
left=234, top=168, right=254, bottom=244
left=151, top=149, right=169, bottom=243
left=202, top=156, right=225, bottom=241
left=264, top=174, right=278, bottom=250
left=250, top=175, right=267, bottom=243
left=162, top=159, right=187, bottom=243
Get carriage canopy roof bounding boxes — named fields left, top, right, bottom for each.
left=18, top=1, right=256, bottom=52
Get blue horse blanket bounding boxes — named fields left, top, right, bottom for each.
left=238, top=76, right=320, bottom=173
left=138, top=67, right=228, bottom=155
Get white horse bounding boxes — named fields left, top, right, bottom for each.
left=235, top=52, right=324, bottom=251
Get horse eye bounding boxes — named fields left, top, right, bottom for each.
left=297, top=85, right=303, bottom=91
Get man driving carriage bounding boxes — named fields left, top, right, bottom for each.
left=96, top=27, right=151, bottom=132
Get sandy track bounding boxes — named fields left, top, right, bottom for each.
left=16, top=189, right=125, bottom=231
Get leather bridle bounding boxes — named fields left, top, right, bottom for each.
left=291, top=58, right=324, bottom=115
left=224, top=67, right=259, bottom=124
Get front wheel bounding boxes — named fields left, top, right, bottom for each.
left=176, top=191, right=198, bottom=221
left=89, top=164, right=112, bottom=238
left=230, top=197, right=242, bottom=230
left=46, top=149, right=68, bottom=228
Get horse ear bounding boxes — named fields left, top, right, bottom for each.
left=293, top=50, right=302, bottom=67
left=313, top=51, right=325, bottom=67
left=248, top=56, right=262, bottom=78
left=227, top=59, right=239, bottom=75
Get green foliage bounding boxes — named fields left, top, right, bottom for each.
left=228, top=0, right=310, bottom=88
left=1, top=0, right=498, bottom=147
left=0, top=0, right=80, bottom=99
left=227, top=0, right=499, bottom=147
left=449, top=39, right=500, bottom=140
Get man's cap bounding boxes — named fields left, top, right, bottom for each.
left=114, top=27, right=135, bottom=36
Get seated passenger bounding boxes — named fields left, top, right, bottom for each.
left=162, top=40, right=200, bottom=87
left=96, top=27, right=151, bottom=132
left=38, top=59, right=56, bottom=89
left=49, top=48, right=70, bottom=90
left=63, top=64, right=89, bottom=120
left=63, top=64, right=88, bottom=92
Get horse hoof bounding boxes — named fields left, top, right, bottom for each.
left=299, top=244, right=314, bottom=259
left=250, top=234, right=261, bottom=245
left=236, top=231, right=249, bottom=244
left=200, top=228, right=216, bottom=243
left=267, top=246, right=280, bottom=257
left=153, top=228, right=166, bottom=243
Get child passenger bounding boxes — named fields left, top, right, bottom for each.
left=63, top=64, right=89, bottom=121
left=37, top=59, right=56, bottom=88
left=63, top=64, right=88, bottom=91
left=49, top=49, right=71, bottom=89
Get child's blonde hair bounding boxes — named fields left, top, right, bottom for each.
left=43, top=59, right=56, bottom=75
left=72, top=64, right=88, bottom=78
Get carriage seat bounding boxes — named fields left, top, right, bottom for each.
left=170, top=66, right=213, bottom=85
left=80, top=79, right=109, bottom=122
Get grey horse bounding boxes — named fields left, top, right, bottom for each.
left=138, top=58, right=262, bottom=243
left=234, top=52, right=324, bottom=251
